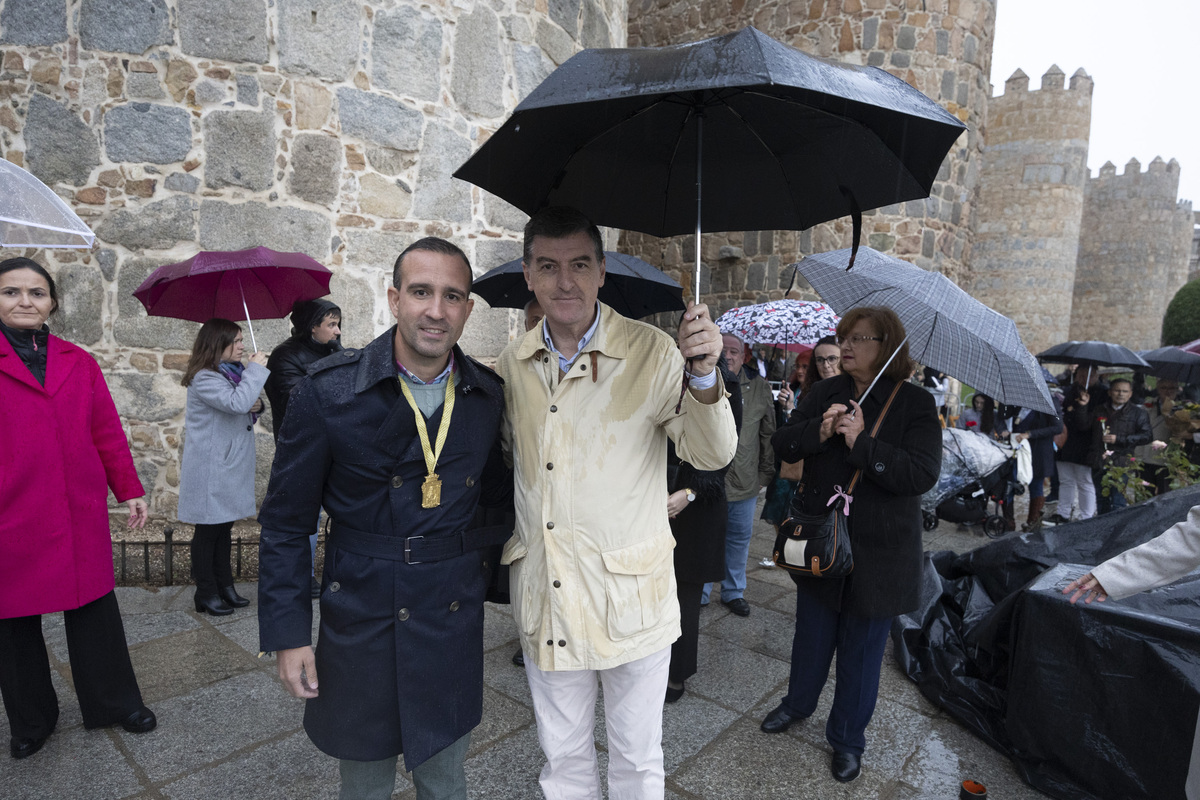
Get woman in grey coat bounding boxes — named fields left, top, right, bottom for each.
left=178, top=319, right=269, bottom=615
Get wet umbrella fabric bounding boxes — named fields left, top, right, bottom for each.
left=0, top=159, right=95, bottom=248
left=795, top=247, right=1057, bottom=415
left=1035, top=340, right=1150, bottom=370
left=472, top=251, right=685, bottom=319
left=716, top=300, right=839, bottom=353
left=132, top=247, right=333, bottom=350
left=1137, top=346, right=1200, bottom=384
left=453, top=26, right=966, bottom=298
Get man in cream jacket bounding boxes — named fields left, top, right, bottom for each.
left=497, top=206, right=737, bottom=799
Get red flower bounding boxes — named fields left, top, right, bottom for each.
left=966, top=420, right=978, bottom=428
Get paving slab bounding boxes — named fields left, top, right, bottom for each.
left=0, top=725, right=144, bottom=800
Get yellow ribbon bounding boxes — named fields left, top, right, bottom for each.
left=397, top=373, right=456, bottom=508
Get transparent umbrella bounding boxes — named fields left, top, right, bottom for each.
left=0, top=159, right=95, bottom=249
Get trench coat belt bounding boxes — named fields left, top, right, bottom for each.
left=329, top=522, right=512, bottom=564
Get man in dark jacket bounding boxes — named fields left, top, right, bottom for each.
left=1096, top=377, right=1153, bottom=513
left=258, top=238, right=511, bottom=800
left=265, top=298, right=343, bottom=598
left=264, top=297, right=343, bottom=438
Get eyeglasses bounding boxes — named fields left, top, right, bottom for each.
left=814, top=355, right=840, bottom=365
left=836, top=335, right=882, bottom=347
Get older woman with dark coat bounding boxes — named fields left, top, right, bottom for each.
left=0, top=258, right=155, bottom=760
left=759, top=307, right=941, bottom=783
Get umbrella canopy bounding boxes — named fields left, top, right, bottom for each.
left=454, top=26, right=967, bottom=301
left=716, top=300, right=839, bottom=353
left=1178, top=338, right=1200, bottom=356
left=1035, top=341, right=1149, bottom=370
left=795, top=247, right=1057, bottom=415
left=133, top=247, right=333, bottom=350
left=1138, top=346, right=1200, bottom=384
left=0, top=159, right=95, bottom=248
left=472, top=251, right=684, bottom=319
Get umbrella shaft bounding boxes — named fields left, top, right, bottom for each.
left=693, top=112, right=703, bottom=307
left=853, top=334, right=908, bottom=414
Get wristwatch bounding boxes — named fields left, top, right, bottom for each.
left=684, top=488, right=696, bottom=502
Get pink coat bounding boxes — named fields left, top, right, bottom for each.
left=0, top=332, right=144, bottom=618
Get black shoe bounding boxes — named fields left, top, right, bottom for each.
left=194, top=592, right=234, bottom=616
left=831, top=751, right=861, bottom=783
left=760, top=703, right=804, bottom=733
left=511, top=649, right=525, bottom=667
left=119, top=707, right=157, bottom=734
left=1046, top=513, right=1068, bottom=525
left=722, top=597, right=751, bottom=617
left=219, top=585, right=250, bottom=608
left=10, top=735, right=48, bottom=759
left=310, top=576, right=321, bottom=599
left=665, top=683, right=685, bottom=703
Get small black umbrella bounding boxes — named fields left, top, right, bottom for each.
left=1036, top=340, right=1149, bottom=377
left=454, top=26, right=966, bottom=302
left=472, top=251, right=685, bottom=319
left=1138, top=346, right=1200, bottom=384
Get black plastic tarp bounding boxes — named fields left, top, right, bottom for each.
left=894, top=484, right=1200, bottom=800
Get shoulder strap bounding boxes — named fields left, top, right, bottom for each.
left=845, top=380, right=905, bottom=495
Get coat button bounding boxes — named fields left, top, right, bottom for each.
left=329, top=581, right=340, bottom=592
left=546, top=462, right=553, bottom=470
left=391, top=475, right=403, bottom=488
left=874, top=462, right=885, bottom=473
left=543, top=356, right=549, bottom=363
left=482, top=561, right=490, bottom=570
left=466, top=476, right=475, bottom=487
left=345, top=350, right=354, bottom=358
left=546, top=639, right=553, bottom=646
left=553, top=580, right=561, bottom=588
left=550, top=405, right=557, bottom=412
left=449, top=600, right=460, bottom=612
left=557, top=639, right=566, bottom=647
left=246, top=424, right=253, bottom=431
left=546, top=521, right=555, bottom=530
left=580, top=364, right=587, bottom=371
left=397, top=608, right=410, bottom=621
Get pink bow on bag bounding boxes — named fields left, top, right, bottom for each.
left=827, top=485, right=853, bottom=515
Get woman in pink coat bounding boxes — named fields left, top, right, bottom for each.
left=0, top=258, right=156, bottom=760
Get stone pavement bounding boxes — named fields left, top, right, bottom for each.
left=1, top=511, right=1050, bottom=800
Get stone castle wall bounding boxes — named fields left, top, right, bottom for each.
left=623, top=0, right=994, bottom=324
left=967, top=66, right=1092, bottom=355
left=0, top=0, right=628, bottom=522
left=1071, top=157, right=1187, bottom=349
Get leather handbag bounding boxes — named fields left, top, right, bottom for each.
left=773, top=381, right=903, bottom=578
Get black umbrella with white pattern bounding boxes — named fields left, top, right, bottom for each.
left=795, top=247, right=1057, bottom=415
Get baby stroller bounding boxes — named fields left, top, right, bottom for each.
left=921, top=427, right=1022, bottom=538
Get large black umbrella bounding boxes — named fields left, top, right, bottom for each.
left=796, top=247, right=1057, bottom=415
left=1138, top=346, right=1200, bottom=384
left=472, top=251, right=684, bottom=319
left=454, top=26, right=966, bottom=302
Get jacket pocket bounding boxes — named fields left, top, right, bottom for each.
left=501, top=539, right=538, bottom=637
left=600, top=535, right=674, bottom=641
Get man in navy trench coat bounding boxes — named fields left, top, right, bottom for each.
left=258, top=237, right=511, bottom=799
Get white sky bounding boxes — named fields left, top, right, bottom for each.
left=991, top=0, right=1200, bottom=206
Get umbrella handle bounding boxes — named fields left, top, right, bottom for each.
left=237, top=276, right=258, bottom=352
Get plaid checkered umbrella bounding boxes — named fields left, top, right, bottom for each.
left=795, top=247, right=1056, bottom=415
left=716, top=300, right=839, bottom=353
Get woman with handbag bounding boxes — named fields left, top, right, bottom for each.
left=759, top=307, right=941, bottom=783
left=178, top=318, right=269, bottom=615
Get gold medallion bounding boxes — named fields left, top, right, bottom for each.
left=421, top=474, right=442, bottom=509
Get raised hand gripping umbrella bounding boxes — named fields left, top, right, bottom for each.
left=0, top=159, right=95, bottom=248
left=716, top=300, right=839, bottom=353
left=473, top=251, right=684, bottom=319
left=132, top=247, right=333, bottom=351
left=454, top=26, right=966, bottom=305
left=796, top=247, right=1057, bottom=415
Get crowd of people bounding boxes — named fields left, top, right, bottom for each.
left=4, top=206, right=1200, bottom=798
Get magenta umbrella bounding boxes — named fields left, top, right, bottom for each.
left=132, top=247, right=333, bottom=351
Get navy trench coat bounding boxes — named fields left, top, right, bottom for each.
left=258, top=329, right=511, bottom=769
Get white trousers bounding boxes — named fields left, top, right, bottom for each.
left=1057, top=461, right=1096, bottom=520
left=524, top=646, right=670, bottom=800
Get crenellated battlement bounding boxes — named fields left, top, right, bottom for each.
left=996, top=65, right=1093, bottom=98
left=1090, top=156, right=1182, bottom=187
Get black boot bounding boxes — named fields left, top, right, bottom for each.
left=218, top=585, right=249, bottom=608
left=193, top=592, right=234, bottom=616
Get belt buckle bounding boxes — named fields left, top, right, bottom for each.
left=404, top=535, right=424, bottom=565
